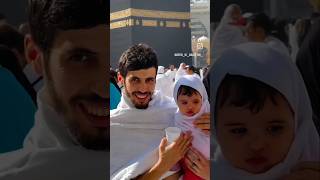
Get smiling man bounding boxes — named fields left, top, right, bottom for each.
left=110, top=44, right=193, bottom=179
left=0, top=0, right=108, bottom=179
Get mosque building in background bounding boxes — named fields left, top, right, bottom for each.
left=110, top=0, right=192, bottom=68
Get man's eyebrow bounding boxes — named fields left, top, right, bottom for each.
left=66, top=47, right=98, bottom=55
left=129, top=76, right=139, bottom=79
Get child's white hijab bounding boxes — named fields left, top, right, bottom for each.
left=210, top=42, right=320, bottom=179
left=173, top=75, right=210, bottom=159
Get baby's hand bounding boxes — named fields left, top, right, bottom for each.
left=157, top=132, right=193, bottom=171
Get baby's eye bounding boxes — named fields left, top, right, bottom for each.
left=193, top=99, right=200, bottom=104
left=230, top=128, right=247, bottom=135
left=267, top=126, right=284, bottom=135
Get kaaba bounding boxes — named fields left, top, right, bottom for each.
left=110, top=0, right=192, bottom=68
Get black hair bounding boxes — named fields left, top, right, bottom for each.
left=110, top=69, right=117, bottom=82
left=0, top=24, right=25, bottom=55
left=27, top=0, right=107, bottom=55
left=118, top=43, right=158, bottom=77
left=216, top=75, right=287, bottom=114
left=248, top=13, right=272, bottom=35
left=188, top=65, right=201, bottom=76
left=177, top=85, right=200, bottom=98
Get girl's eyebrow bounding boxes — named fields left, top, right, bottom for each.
left=268, top=119, right=286, bottom=124
left=224, top=123, right=246, bottom=126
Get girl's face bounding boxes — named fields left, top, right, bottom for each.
left=216, top=94, right=295, bottom=174
left=177, top=92, right=202, bottom=117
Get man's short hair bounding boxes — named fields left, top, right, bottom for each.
left=248, top=13, right=272, bottom=35
left=118, top=43, right=158, bottom=78
left=27, top=0, right=107, bottom=55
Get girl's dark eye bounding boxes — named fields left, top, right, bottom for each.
left=230, top=128, right=247, bottom=135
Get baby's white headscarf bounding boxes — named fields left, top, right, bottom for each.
left=173, top=74, right=210, bottom=159
left=210, top=42, right=320, bottom=179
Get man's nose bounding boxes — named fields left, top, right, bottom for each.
left=138, top=82, right=149, bottom=93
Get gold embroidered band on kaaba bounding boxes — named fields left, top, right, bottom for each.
left=110, top=8, right=190, bottom=29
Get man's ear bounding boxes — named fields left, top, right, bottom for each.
left=117, top=72, right=124, bottom=85
left=24, top=34, right=44, bottom=75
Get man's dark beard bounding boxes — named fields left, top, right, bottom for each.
left=69, top=126, right=109, bottom=150
left=44, top=68, right=108, bottom=150
left=134, top=102, right=149, bottom=109
left=124, top=85, right=152, bottom=109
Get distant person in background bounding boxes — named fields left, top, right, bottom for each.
left=289, top=0, right=320, bottom=62
left=296, top=18, right=320, bottom=134
left=211, top=4, right=247, bottom=63
left=288, top=18, right=311, bottom=61
left=0, top=13, right=6, bottom=25
left=155, top=66, right=174, bottom=98
left=165, top=64, right=177, bottom=83
left=246, top=13, right=290, bottom=56
left=175, top=63, right=188, bottom=82
left=310, top=0, right=320, bottom=21
left=0, top=45, right=37, bottom=103
left=270, top=18, right=289, bottom=47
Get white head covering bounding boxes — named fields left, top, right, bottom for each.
left=211, top=4, right=247, bottom=63
left=157, top=66, right=165, bottom=74
left=220, top=4, right=241, bottom=25
left=173, top=75, right=208, bottom=105
left=175, top=63, right=188, bottom=82
left=173, top=75, right=210, bottom=159
left=156, top=66, right=174, bottom=98
left=210, top=42, right=320, bottom=179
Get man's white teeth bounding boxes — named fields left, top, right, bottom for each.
left=84, top=104, right=108, bottom=117
left=136, top=94, right=147, bottom=99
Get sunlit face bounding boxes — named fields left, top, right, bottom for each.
left=177, top=91, right=202, bottom=117
left=122, top=68, right=156, bottom=109
left=169, top=65, right=175, bottom=71
left=216, top=94, right=294, bottom=174
left=42, top=25, right=108, bottom=150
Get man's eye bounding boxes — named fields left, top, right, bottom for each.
left=131, top=78, right=139, bottom=83
left=69, top=54, right=90, bottom=63
left=230, top=128, right=247, bottom=135
left=146, top=79, right=155, bottom=83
